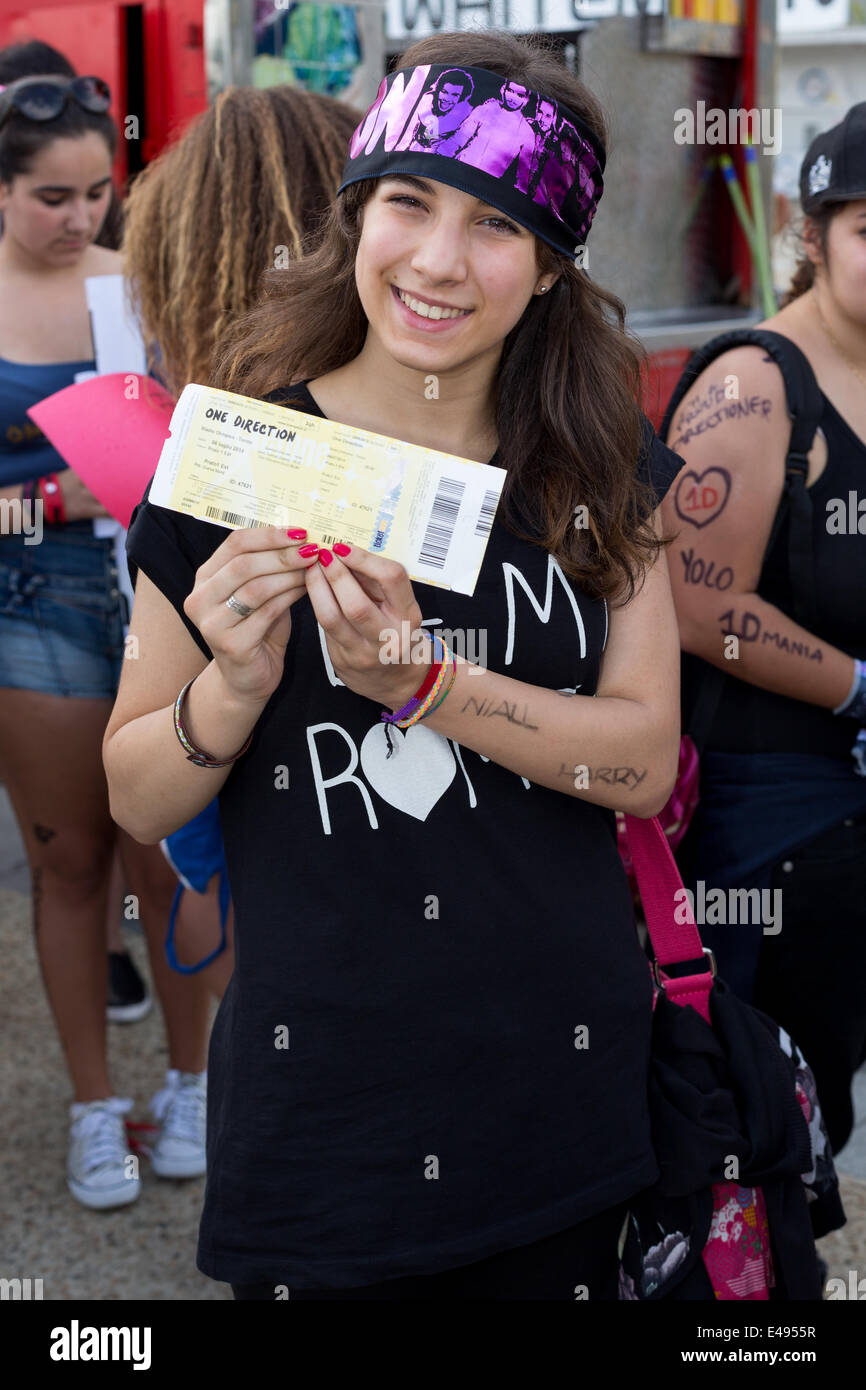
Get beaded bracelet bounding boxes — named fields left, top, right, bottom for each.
left=173, top=676, right=254, bottom=768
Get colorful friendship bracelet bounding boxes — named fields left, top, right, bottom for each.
left=381, top=632, right=446, bottom=726
left=396, top=641, right=454, bottom=727
left=381, top=634, right=458, bottom=756
left=173, top=676, right=253, bottom=768
left=394, top=635, right=454, bottom=727
left=422, top=658, right=458, bottom=718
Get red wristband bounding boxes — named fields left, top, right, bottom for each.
left=382, top=642, right=442, bottom=724
left=37, top=474, right=66, bottom=525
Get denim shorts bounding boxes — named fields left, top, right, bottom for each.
left=0, top=522, right=127, bottom=698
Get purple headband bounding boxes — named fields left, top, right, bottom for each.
left=338, top=64, right=605, bottom=256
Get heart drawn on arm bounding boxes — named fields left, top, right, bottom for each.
left=673, top=467, right=731, bottom=528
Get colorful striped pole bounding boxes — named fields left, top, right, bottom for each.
left=744, top=141, right=778, bottom=320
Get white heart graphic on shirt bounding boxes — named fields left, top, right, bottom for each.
left=360, top=722, right=456, bottom=821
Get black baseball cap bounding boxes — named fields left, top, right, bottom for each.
left=800, top=102, right=866, bottom=212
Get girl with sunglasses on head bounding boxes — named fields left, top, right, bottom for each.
left=0, top=43, right=121, bottom=251
left=0, top=58, right=213, bottom=1211
left=0, top=40, right=152, bottom=1028
left=109, top=30, right=684, bottom=1301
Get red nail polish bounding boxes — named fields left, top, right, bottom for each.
left=298, top=543, right=319, bottom=557
left=286, top=528, right=307, bottom=540
left=333, top=542, right=351, bottom=556
left=318, top=548, right=333, bottom=567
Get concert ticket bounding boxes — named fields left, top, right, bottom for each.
left=150, top=384, right=505, bottom=596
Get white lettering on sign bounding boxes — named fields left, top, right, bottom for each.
left=386, top=0, right=663, bottom=42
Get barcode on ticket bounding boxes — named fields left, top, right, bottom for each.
left=475, top=488, right=499, bottom=538
left=418, top=476, right=465, bottom=570
left=204, top=505, right=271, bottom=528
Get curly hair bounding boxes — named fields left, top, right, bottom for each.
left=122, top=84, right=363, bottom=398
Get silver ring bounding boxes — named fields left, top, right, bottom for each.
left=225, top=593, right=253, bottom=618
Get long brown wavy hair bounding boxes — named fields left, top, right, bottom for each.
left=122, top=84, right=362, bottom=399
left=213, top=32, right=660, bottom=603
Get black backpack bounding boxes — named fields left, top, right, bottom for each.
left=658, top=328, right=825, bottom=752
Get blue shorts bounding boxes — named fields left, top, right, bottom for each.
left=0, top=522, right=127, bottom=698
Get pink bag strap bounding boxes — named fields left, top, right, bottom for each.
left=623, top=814, right=714, bottom=1024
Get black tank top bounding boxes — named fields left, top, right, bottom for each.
left=684, top=391, right=866, bottom=758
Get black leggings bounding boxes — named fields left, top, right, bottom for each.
left=231, top=1200, right=629, bottom=1301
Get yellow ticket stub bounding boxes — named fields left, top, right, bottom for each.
left=150, top=384, right=505, bottom=596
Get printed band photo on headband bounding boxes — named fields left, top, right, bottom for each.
left=338, top=64, right=606, bottom=257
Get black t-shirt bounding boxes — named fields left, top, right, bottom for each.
left=126, top=382, right=684, bottom=1288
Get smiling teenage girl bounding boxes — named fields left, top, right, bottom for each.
left=107, top=31, right=684, bottom=1300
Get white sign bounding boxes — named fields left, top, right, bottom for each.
left=386, top=0, right=662, bottom=42
left=85, top=275, right=148, bottom=376
left=83, top=275, right=149, bottom=630
left=777, top=0, right=850, bottom=34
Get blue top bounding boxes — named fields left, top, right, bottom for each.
left=0, top=355, right=96, bottom=488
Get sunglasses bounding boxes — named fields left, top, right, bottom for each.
left=0, top=76, right=111, bottom=135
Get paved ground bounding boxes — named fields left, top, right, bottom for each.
left=1, top=783, right=864, bottom=1300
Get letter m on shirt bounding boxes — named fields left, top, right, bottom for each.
left=502, top=555, right=587, bottom=665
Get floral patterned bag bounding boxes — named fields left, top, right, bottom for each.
left=617, top=816, right=843, bottom=1301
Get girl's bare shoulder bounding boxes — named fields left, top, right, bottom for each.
left=82, top=244, right=125, bottom=276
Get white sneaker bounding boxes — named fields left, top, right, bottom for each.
left=68, top=1097, right=141, bottom=1210
left=148, top=1069, right=207, bottom=1178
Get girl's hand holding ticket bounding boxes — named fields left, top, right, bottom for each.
left=183, top=525, right=319, bottom=707
left=304, top=543, right=429, bottom=712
